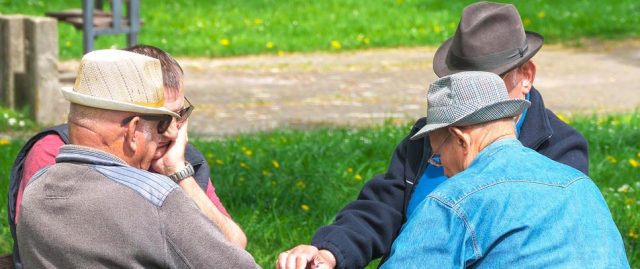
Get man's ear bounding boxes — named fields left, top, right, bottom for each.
left=123, top=117, right=140, bottom=155
left=519, top=60, right=537, bottom=94
left=449, top=127, right=470, bottom=154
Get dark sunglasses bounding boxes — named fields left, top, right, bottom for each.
left=177, top=97, right=194, bottom=125
left=121, top=114, right=173, bottom=134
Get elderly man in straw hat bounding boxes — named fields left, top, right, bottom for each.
left=17, top=50, right=259, bottom=268
left=379, top=71, right=628, bottom=268
left=278, top=2, right=590, bottom=268
left=9, top=45, right=246, bottom=268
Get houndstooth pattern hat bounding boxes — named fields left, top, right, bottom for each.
left=411, top=71, right=530, bottom=140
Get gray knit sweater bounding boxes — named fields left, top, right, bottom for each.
left=17, top=145, right=260, bottom=268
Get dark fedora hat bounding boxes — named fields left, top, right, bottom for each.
left=433, top=2, right=544, bottom=77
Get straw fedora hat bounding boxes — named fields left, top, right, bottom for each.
left=411, top=71, right=530, bottom=140
left=433, top=2, right=544, bottom=77
left=61, top=49, right=179, bottom=117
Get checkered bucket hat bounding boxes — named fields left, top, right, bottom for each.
left=61, top=49, right=179, bottom=117
left=411, top=71, right=530, bottom=140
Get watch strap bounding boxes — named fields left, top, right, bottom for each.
left=168, top=162, right=194, bottom=183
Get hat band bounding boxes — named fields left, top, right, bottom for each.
left=448, top=40, right=528, bottom=71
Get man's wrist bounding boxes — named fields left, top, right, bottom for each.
left=318, top=249, right=337, bottom=268
left=167, top=162, right=194, bottom=183
left=163, top=160, right=187, bottom=175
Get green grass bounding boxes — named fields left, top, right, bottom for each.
left=0, top=112, right=638, bottom=267
left=0, top=107, right=38, bottom=133
left=1, top=0, right=639, bottom=59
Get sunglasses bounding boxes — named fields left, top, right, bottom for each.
left=176, top=97, right=194, bottom=126
left=121, top=97, right=195, bottom=134
left=121, top=114, right=173, bottom=134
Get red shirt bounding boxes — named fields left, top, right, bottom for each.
left=15, top=134, right=229, bottom=223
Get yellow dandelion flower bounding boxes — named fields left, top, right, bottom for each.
left=254, top=18, right=263, bottom=25
left=65, top=40, right=73, bottom=48
left=625, top=198, right=634, bottom=206
left=301, top=204, right=310, bottom=212
left=240, top=162, right=249, bottom=169
left=271, top=160, right=280, bottom=169
left=296, top=180, right=306, bottom=189
left=606, top=155, right=618, bottom=164
left=331, top=40, right=342, bottom=50
left=266, top=41, right=274, bottom=49
left=242, top=146, right=253, bottom=157
left=629, top=159, right=639, bottom=168
left=347, top=167, right=353, bottom=173
left=629, top=230, right=639, bottom=240
left=433, top=24, right=442, bottom=34
left=537, top=11, right=546, bottom=19
left=219, top=38, right=230, bottom=46
left=556, top=114, right=571, bottom=124
left=277, top=50, right=285, bottom=57
left=354, top=174, right=363, bottom=181
left=0, top=138, right=10, bottom=145
left=523, top=18, right=532, bottom=27
left=215, top=159, right=224, bottom=165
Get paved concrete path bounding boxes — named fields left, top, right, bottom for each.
left=57, top=40, right=640, bottom=137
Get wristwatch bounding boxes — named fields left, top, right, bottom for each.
left=168, top=162, right=195, bottom=183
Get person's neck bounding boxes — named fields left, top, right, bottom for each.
left=69, top=122, right=130, bottom=164
left=465, top=128, right=516, bottom=168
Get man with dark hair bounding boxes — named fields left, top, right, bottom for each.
left=278, top=2, right=589, bottom=268
left=8, top=45, right=245, bottom=268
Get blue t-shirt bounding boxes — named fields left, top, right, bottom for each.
left=405, top=93, right=530, bottom=217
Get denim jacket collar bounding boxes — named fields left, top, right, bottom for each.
left=468, top=138, right=521, bottom=168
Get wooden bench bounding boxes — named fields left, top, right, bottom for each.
left=45, top=0, right=141, bottom=54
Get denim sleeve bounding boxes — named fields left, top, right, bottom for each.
left=380, top=197, right=477, bottom=269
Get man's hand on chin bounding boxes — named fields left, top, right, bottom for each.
left=151, top=121, right=189, bottom=176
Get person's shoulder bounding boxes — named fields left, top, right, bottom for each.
left=94, top=165, right=179, bottom=207
left=31, top=133, right=65, bottom=154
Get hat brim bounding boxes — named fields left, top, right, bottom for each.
left=410, top=99, right=530, bottom=140
left=61, top=87, right=179, bottom=118
left=433, top=31, right=544, bottom=77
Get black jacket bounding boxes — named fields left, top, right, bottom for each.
left=8, top=124, right=212, bottom=269
left=311, top=87, right=589, bottom=269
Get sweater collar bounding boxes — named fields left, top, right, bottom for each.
left=56, top=145, right=129, bottom=167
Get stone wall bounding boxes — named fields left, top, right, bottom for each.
left=1, top=15, right=63, bottom=125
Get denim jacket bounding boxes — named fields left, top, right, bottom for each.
left=381, top=139, right=628, bottom=268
